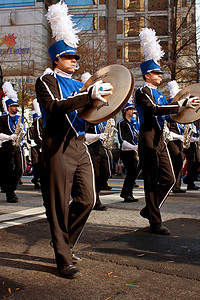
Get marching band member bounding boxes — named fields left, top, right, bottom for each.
left=0, top=82, right=25, bottom=203
left=183, top=123, right=200, bottom=190
left=81, top=72, right=111, bottom=211
left=166, top=81, right=185, bottom=193
left=85, top=121, right=111, bottom=211
left=117, top=102, right=139, bottom=202
left=35, top=1, right=112, bottom=279
left=134, top=28, right=200, bottom=235
left=27, top=99, right=43, bottom=189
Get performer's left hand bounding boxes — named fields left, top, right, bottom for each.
left=89, top=80, right=113, bottom=103
left=178, top=96, right=200, bottom=109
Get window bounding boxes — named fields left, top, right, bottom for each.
left=148, top=16, right=168, bottom=35
left=124, top=42, right=142, bottom=62
left=124, top=0, right=144, bottom=12
left=181, top=17, right=187, bottom=29
left=72, top=14, right=97, bottom=31
left=99, top=16, right=105, bottom=30
left=182, top=0, right=188, bottom=7
left=0, top=0, right=34, bottom=7
left=117, top=21, right=123, bottom=34
left=148, top=0, right=168, bottom=11
left=64, top=0, right=97, bottom=5
left=117, top=0, right=123, bottom=9
left=117, top=45, right=122, bottom=59
left=124, top=16, right=144, bottom=37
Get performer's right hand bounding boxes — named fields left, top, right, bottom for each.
left=88, top=80, right=113, bottom=103
left=97, top=132, right=107, bottom=141
left=10, top=133, right=17, bottom=141
left=178, top=96, right=200, bottom=109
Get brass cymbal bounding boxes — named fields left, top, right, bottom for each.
left=171, top=83, right=200, bottom=124
left=78, top=64, right=134, bottom=123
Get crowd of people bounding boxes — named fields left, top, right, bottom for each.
left=0, top=1, right=200, bottom=279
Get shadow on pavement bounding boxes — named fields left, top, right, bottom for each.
left=79, top=218, right=200, bottom=266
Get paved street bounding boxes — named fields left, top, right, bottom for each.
left=0, top=176, right=199, bottom=300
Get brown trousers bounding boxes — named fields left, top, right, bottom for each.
left=139, top=138, right=175, bottom=225
left=41, top=135, right=96, bottom=267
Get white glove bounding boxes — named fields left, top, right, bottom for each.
left=88, top=80, right=113, bottom=103
left=190, top=136, right=200, bottom=143
left=178, top=96, right=200, bottom=109
left=122, top=140, right=138, bottom=152
left=98, top=133, right=107, bottom=141
left=31, top=140, right=37, bottom=147
left=10, top=133, right=18, bottom=141
left=170, top=132, right=184, bottom=142
left=109, top=118, right=115, bottom=127
left=0, top=133, right=16, bottom=142
left=85, top=133, right=107, bottom=145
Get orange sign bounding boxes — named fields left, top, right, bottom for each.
left=0, top=33, right=16, bottom=47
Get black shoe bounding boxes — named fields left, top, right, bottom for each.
left=6, top=193, right=18, bottom=203
left=71, top=252, right=82, bottom=264
left=172, top=188, right=186, bottom=193
left=102, top=186, right=112, bottom=190
left=140, top=207, right=149, bottom=219
left=93, top=204, right=107, bottom=211
left=58, top=265, right=80, bottom=279
left=34, top=183, right=41, bottom=189
left=124, top=195, right=138, bottom=203
left=187, top=184, right=199, bottom=190
left=183, top=176, right=188, bottom=184
left=150, top=224, right=170, bottom=235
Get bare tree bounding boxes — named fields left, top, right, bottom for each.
left=162, top=0, right=198, bottom=84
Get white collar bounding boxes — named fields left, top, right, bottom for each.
left=54, top=68, right=72, bottom=78
left=144, top=82, right=157, bottom=90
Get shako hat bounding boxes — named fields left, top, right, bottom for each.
left=2, top=82, right=19, bottom=109
left=122, top=101, right=134, bottom=113
left=46, top=0, right=80, bottom=63
left=139, top=28, right=165, bottom=76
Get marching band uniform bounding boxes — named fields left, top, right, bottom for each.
left=166, top=82, right=185, bottom=193
left=0, top=96, right=25, bottom=203
left=35, top=1, right=112, bottom=279
left=134, top=28, right=180, bottom=235
left=183, top=124, right=200, bottom=190
left=117, top=102, right=139, bottom=202
left=135, top=29, right=200, bottom=235
left=167, top=122, right=185, bottom=192
left=27, top=111, right=43, bottom=189
left=135, top=80, right=179, bottom=234
left=36, top=66, right=96, bottom=276
left=86, top=121, right=111, bottom=211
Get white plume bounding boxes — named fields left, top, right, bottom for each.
left=139, top=28, right=165, bottom=62
left=33, top=99, right=41, bottom=116
left=168, top=80, right=180, bottom=98
left=2, top=96, right=8, bottom=113
left=46, top=0, right=80, bottom=48
left=2, top=81, right=18, bottom=101
left=81, top=72, right=92, bottom=84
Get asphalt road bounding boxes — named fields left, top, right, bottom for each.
left=0, top=176, right=199, bottom=300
